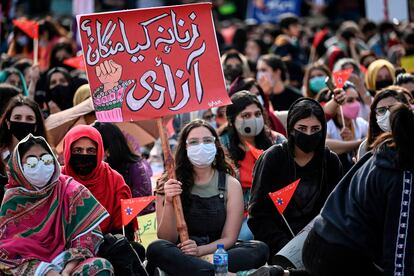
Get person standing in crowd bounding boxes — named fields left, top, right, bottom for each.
left=0, top=135, right=113, bottom=276
left=221, top=91, right=285, bottom=240
left=256, top=54, right=302, bottom=111
left=326, top=81, right=368, bottom=171
left=358, top=86, right=409, bottom=158
left=365, top=59, right=396, bottom=94
left=248, top=98, right=343, bottom=260
left=147, top=119, right=268, bottom=275
left=303, top=103, right=414, bottom=276
left=93, top=122, right=154, bottom=214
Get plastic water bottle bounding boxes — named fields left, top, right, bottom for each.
left=213, top=244, right=228, bottom=276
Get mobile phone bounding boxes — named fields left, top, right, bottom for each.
left=325, top=76, right=335, bottom=92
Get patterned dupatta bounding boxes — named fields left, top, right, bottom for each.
left=0, top=135, right=108, bottom=269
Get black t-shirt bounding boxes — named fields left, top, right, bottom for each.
left=292, top=156, right=322, bottom=218
left=270, top=85, right=303, bottom=111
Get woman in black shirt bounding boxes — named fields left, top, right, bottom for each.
left=248, top=98, right=343, bottom=260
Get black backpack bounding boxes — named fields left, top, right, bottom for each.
left=98, top=233, right=148, bottom=276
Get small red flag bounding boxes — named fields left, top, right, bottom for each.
left=63, top=55, right=86, bottom=70
left=333, top=68, right=353, bottom=89
left=246, top=143, right=264, bottom=160
left=312, top=28, right=329, bottom=48
left=268, top=179, right=300, bottom=215
left=12, top=19, right=39, bottom=39
left=121, top=196, right=156, bottom=226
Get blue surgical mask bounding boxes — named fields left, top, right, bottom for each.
left=309, top=76, right=327, bottom=94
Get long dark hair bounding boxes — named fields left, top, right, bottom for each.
left=225, top=91, right=273, bottom=163
left=0, top=95, right=48, bottom=150
left=373, top=103, right=414, bottom=170
left=92, top=122, right=140, bottom=172
left=158, top=120, right=234, bottom=203
left=366, top=86, right=409, bottom=151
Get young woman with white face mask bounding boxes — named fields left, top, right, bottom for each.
left=146, top=120, right=269, bottom=275
left=357, top=86, right=410, bottom=159
left=220, top=91, right=285, bottom=241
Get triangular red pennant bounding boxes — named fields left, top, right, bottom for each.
left=12, top=19, right=39, bottom=39
left=246, top=142, right=264, bottom=160
left=268, top=179, right=300, bottom=215
left=63, top=55, right=86, bottom=70
left=333, top=68, right=353, bottom=89
left=121, top=196, right=156, bottom=226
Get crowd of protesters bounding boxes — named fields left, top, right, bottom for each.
left=0, top=0, right=413, bottom=275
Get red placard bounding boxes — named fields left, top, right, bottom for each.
left=77, top=3, right=230, bottom=122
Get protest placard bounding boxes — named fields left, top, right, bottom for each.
left=78, top=3, right=230, bottom=122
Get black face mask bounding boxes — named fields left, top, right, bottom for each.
left=375, top=79, right=393, bottom=91
left=223, top=64, right=243, bottom=83
left=9, top=121, right=36, bottom=140
left=69, top=154, right=97, bottom=176
left=49, top=85, right=72, bottom=110
left=292, top=129, right=323, bottom=154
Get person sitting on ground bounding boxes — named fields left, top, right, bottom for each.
left=147, top=119, right=269, bottom=275
left=248, top=98, right=343, bottom=261
left=303, top=103, right=414, bottom=276
left=0, top=135, right=113, bottom=276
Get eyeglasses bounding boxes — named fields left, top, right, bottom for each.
left=186, top=136, right=216, bottom=146
left=375, top=104, right=396, bottom=116
left=24, top=154, right=54, bottom=168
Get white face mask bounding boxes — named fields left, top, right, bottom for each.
left=235, top=116, right=265, bottom=137
left=187, top=144, right=217, bottom=168
left=23, top=157, right=55, bottom=189
left=376, top=110, right=391, bottom=132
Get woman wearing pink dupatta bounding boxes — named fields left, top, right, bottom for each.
left=0, top=135, right=113, bottom=276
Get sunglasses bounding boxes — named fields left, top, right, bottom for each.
left=24, top=154, right=54, bottom=168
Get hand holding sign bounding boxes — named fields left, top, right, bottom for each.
left=96, top=60, right=123, bottom=91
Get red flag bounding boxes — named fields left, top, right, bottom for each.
left=63, top=55, right=86, bottom=70
left=246, top=143, right=264, bottom=160
left=121, top=196, right=156, bottom=226
left=333, top=68, right=353, bottom=89
left=312, top=28, right=329, bottom=48
left=268, top=179, right=300, bottom=215
left=12, top=19, right=39, bottom=39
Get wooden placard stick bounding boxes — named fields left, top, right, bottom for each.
left=156, top=117, right=189, bottom=242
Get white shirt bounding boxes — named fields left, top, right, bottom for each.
left=327, top=117, right=369, bottom=141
